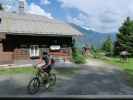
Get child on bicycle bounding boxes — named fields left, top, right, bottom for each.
left=39, top=51, right=55, bottom=73
left=37, top=51, right=55, bottom=87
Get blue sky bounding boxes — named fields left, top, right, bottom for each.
left=27, top=0, right=81, bottom=21
left=0, top=0, right=133, bottom=33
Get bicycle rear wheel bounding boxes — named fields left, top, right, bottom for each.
left=27, top=77, right=40, bottom=94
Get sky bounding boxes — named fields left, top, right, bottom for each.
left=0, top=0, right=133, bottom=33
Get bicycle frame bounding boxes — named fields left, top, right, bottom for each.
left=33, top=65, right=49, bottom=82
left=32, top=65, right=41, bottom=77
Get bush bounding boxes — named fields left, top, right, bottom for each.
left=72, top=48, right=86, bottom=64
left=101, top=36, right=114, bottom=57
left=90, top=45, right=99, bottom=58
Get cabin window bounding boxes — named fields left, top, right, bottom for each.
left=29, top=45, right=40, bottom=57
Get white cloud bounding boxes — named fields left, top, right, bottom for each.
left=0, top=0, right=53, bottom=19
left=59, top=0, right=133, bottom=33
left=67, top=13, right=90, bottom=27
left=40, top=0, right=51, bottom=5
left=19, top=0, right=26, bottom=1
left=27, top=3, right=53, bottom=19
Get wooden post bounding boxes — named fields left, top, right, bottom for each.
left=0, top=33, right=5, bottom=52
left=68, top=47, right=72, bottom=61
left=0, top=42, right=3, bottom=52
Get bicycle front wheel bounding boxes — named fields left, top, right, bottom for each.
left=27, top=77, right=40, bottom=94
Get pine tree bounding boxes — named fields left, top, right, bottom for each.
left=91, top=45, right=96, bottom=53
left=90, top=45, right=97, bottom=58
left=102, top=36, right=114, bottom=56
left=114, top=17, right=133, bottom=56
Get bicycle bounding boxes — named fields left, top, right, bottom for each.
left=27, top=64, right=56, bottom=94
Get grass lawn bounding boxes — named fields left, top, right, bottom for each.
left=102, top=57, right=133, bottom=87
left=0, top=67, right=33, bottom=75
left=0, top=66, right=81, bottom=77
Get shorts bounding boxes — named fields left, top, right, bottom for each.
left=43, top=65, right=52, bottom=74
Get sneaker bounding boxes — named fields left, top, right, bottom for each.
left=45, top=83, right=50, bottom=88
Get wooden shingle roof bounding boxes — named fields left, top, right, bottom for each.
left=0, top=11, right=82, bottom=36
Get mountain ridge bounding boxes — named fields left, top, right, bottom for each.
left=69, top=23, right=117, bottom=49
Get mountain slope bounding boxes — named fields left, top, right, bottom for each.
left=70, top=23, right=117, bottom=49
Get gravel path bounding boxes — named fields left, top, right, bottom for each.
left=0, top=59, right=133, bottom=97
left=38, top=59, right=133, bottom=95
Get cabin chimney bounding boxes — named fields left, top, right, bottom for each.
left=19, top=0, right=25, bottom=14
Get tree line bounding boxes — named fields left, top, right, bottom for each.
left=101, top=17, right=133, bottom=57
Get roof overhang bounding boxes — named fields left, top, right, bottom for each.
left=6, top=32, right=75, bottom=37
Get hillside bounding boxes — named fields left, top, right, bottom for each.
left=70, top=23, right=117, bottom=49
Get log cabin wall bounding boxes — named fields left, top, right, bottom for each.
left=0, top=33, right=14, bottom=64
left=0, top=33, right=6, bottom=52
left=1, top=34, right=73, bottom=62
left=0, top=52, right=13, bottom=64
left=13, top=48, right=30, bottom=60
